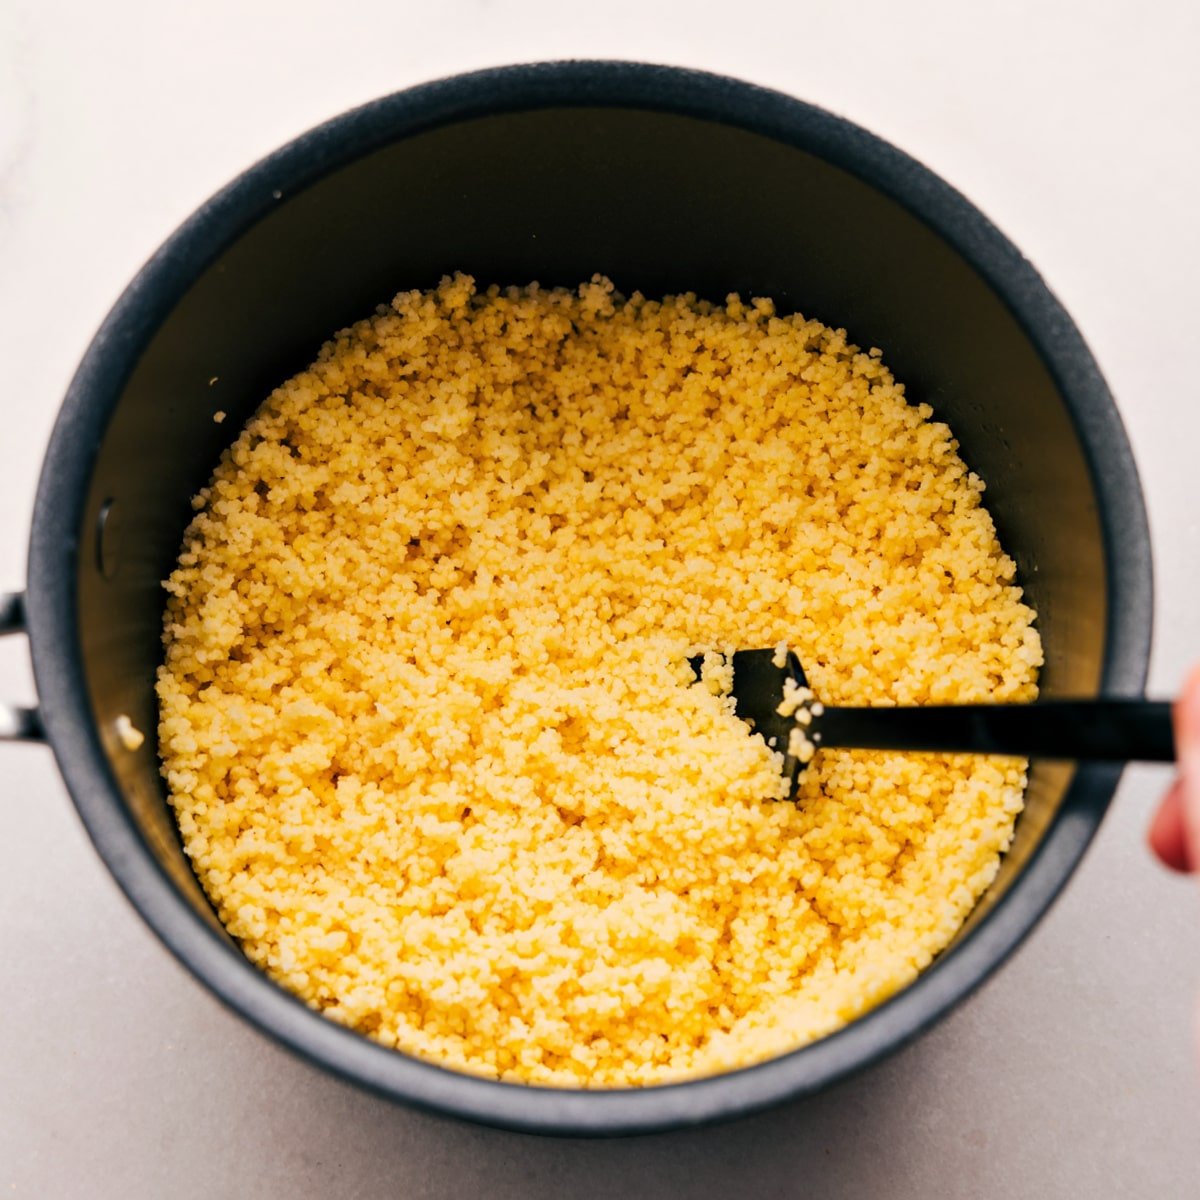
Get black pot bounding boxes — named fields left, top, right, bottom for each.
left=2, top=61, right=1151, bottom=1135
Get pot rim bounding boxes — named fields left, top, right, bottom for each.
left=25, top=60, right=1153, bottom=1136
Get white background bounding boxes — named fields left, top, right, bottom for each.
left=2, top=1, right=1199, bottom=1195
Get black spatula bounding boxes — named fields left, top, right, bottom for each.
left=693, top=650, right=1175, bottom=798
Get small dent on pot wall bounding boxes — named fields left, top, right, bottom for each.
left=95, top=498, right=123, bottom=580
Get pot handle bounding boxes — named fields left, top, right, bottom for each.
left=0, top=592, right=45, bottom=742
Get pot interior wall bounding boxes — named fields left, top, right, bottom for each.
left=77, top=107, right=1106, bottom=946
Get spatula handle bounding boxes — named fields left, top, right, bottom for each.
left=813, top=699, right=1176, bottom=762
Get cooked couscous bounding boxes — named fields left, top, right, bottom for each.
left=114, top=713, right=145, bottom=752
left=157, top=275, right=1042, bottom=1086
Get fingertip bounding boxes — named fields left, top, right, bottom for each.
left=1148, top=779, right=1194, bottom=873
left=1178, top=666, right=1200, bottom=738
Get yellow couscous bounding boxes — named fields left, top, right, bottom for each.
left=114, top=713, right=145, bottom=752
left=157, top=275, right=1042, bottom=1087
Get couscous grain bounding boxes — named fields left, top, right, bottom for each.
left=115, top=713, right=145, bottom=752
left=158, top=275, right=1042, bottom=1087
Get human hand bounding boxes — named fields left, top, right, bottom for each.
left=1148, top=668, right=1200, bottom=873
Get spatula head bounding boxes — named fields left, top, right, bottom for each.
left=690, top=649, right=811, bottom=797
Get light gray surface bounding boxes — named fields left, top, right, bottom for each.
left=2, top=1, right=1199, bottom=1195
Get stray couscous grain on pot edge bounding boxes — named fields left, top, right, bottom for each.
left=157, top=274, right=1043, bottom=1087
